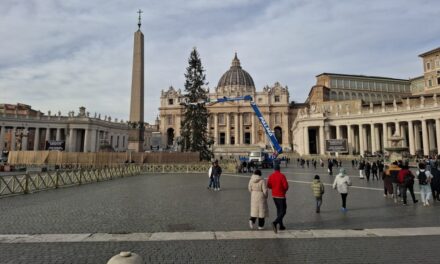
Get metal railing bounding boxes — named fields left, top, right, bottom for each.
left=0, top=163, right=234, bottom=198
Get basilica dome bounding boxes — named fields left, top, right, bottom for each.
left=216, top=53, right=255, bottom=94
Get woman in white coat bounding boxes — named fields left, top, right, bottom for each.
left=248, top=169, right=269, bottom=230
left=333, top=167, right=352, bottom=212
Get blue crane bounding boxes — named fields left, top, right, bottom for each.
left=181, top=95, right=283, bottom=157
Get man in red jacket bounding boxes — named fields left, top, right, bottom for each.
left=267, top=160, right=289, bottom=233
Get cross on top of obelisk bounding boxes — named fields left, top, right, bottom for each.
left=137, top=9, right=143, bottom=29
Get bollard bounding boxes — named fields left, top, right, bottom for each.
left=107, top=251, right=143, bottom=264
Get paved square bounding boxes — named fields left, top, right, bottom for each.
left=1, top=163, right=439, bottom=263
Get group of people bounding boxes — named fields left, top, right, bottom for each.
left=208, top=156, right=440, bottom=233
left=383, top=160, right=440, bottom=206
left=357, top=160, right=384, bottom=181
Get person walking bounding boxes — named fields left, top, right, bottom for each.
left=365, top=162, right=371, bottom=181
left=311, top=175, right=325, bottom=213
left=383, top=164, right=393, bottom=198
left=430, top=163, right=440, bottom=201
left=212, top=160, right=222, bottom=191
left=417, top=162, right=433, bottom=206
left=207, top=161, right=215, bottom=190
left=267, top=160, right=289, bottom=233
left=397, top=164, right=418, bottom=205
left=371, top=162, right=378, bottom=180
left=358, top=160, right=365, bottom=179
left=328, top=159, right=334, bottom=176
left=378, top=160, right=385, bottom=180
left=333, top=168, right=352, bottom=212
left=248, top=170, right=269, bottom=230
left=313, top=160, right=317, bottom=170
left=386, top=161, right=401, bottom=202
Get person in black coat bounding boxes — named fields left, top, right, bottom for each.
left=371, top=162, right=378, bottom=180
left=365, top=162, right=371, bottom=181
left=430, top=165, right=440, bottom=201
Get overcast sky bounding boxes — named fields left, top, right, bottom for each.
left=1, top=0, right=439, bottom=123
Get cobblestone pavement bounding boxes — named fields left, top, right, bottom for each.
left=1, top=162, right=439, bottom=263
left=1, top=236, right=439, bottom=264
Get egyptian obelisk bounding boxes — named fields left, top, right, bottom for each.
left=128, top=9, right=145, bottom=152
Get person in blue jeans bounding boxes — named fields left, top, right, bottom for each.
left=212, top=160, right=222, bottom=191
left=207, top=162, right=215, bottom=190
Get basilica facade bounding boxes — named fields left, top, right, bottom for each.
left=159, top=47, right=440, bottom=158
left=159, top=54, right=291, bottom=154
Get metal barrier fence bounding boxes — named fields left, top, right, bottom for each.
left=0, top=163, right=230, bottom=198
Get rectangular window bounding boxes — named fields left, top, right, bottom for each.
left=218, top=114, right=225, bottom=125
left=344, top=80, right=349, bottom=89
left=167, top=115, right=173, bottom=125
left=428, top=79, right=433, bottom=87
left=427, top=62, right=431, bottom=70
left=330, top=79, right=337, bottom=88
left=356, top=81, right=361, bottom=89
left=437, top=77, right=440, bottom=85
left=168, top=99, right=174, bottom=105
left=243, top=113, right=251, bottom=125
left=230, top=136, right=235, bottom=145
left=337, top=79, right=343, bottom=88
left=116, top=136, right=119, bottom=147
left=230, top=115, right=235, bottom=125
left=219, top=133, right=225, bottom=145
left=122, top=136, right=125, bottom=147
left=244, top=132, right=251, bottom=144
left=274, top=95, right=280, bottom=102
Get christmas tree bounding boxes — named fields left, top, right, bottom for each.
left=180, top=48, right=213, bottom=160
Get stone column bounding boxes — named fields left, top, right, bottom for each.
left=408, top=121, right=415, bottom=155
left=400, top=125, right=407, bottom=147
left=436, top=119, right=440, bottom=155
left=234, top=113, right=239, bottom=145
left=239, top=113, right=243, bottom=145
left=363, top=125, right=368, bottom=153
left=428, top=121, right=436, bottom=152
left=336, top=125, right=341, bottom=139
left=69, top=128, right=75, bottom=152
left=252, top=114, right=257, bottom=144
left=347, top=125, right=353, bottom=155
left=0, top=126, right=5, bottom=151
left=422, top=119, right=429, bottom=156
left=56, top=128, right=61, bottom=141
left=374, top=125, right=380, bottom=152
left=45, top=128, right=50, bottom=143
left=383, top=123, right=388, bottom=149
left=282, top=112, right=289, bottom=146
left=371, top=123, right=376, bottom=154
left=89, top=129, right=97, bottom=152
left=213, top=114, right=218, bottom=146
left=303, top=126, right=309, bottom=155
left=319, top=126, right=325, bottom=155
left=226, top=113, right=230, bottom=145
left=358, top=124, right=364, bottom=155
left=22, top=128, right=29, bottom=150
left=414, top=123, right=421, bottom=151
left=11, top=127, right=16, bottom=151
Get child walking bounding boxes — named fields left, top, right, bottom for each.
left=311, top=175, right=325, bottom=213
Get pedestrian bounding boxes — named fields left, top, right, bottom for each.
left=297, top=158, right=300, bottom=167
left=430, top=163, right=440, bottom=201
left=212, top=160, right=222, bottom=191
left=417, top=162, right=433, bottom=206
left=313, top=160, right=317, bottom=170
left=383, top=164, right=393, bottom=198
left=207, top=162, right=215, bottom=190
left=397, top=164, right=418, bottom=205
left=248, top=169, right=269, bottom=230
left=306, top=160, right=309, bottom=168
left=358, top=160, right=365, bottom=179
left=333, top=167, right=352, bottom=212
left=267, top=160, right=289, bottom=233
left=386, top=161, right=401, bottom=203
left=365, top=162, right=371, bottom=181
left=352, top=159, right=355, bottom=168
left=311, top=175, right=325, bottom=213
left=371, top=162, right=378, bottom=180
left=328, top=159, right=334, bottom=176
left=378, top=160, right=385, bottom=180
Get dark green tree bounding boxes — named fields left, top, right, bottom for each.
left=179, top=48, right=213, bottom=160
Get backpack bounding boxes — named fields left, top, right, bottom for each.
left=418, top=171, right=428, bottom=185
left=403, top=171, right=414, bottom=187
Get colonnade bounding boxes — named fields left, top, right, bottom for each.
left=302, top=118, right=440, bottom=157
left=0, top=126, right=128, bottom=153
